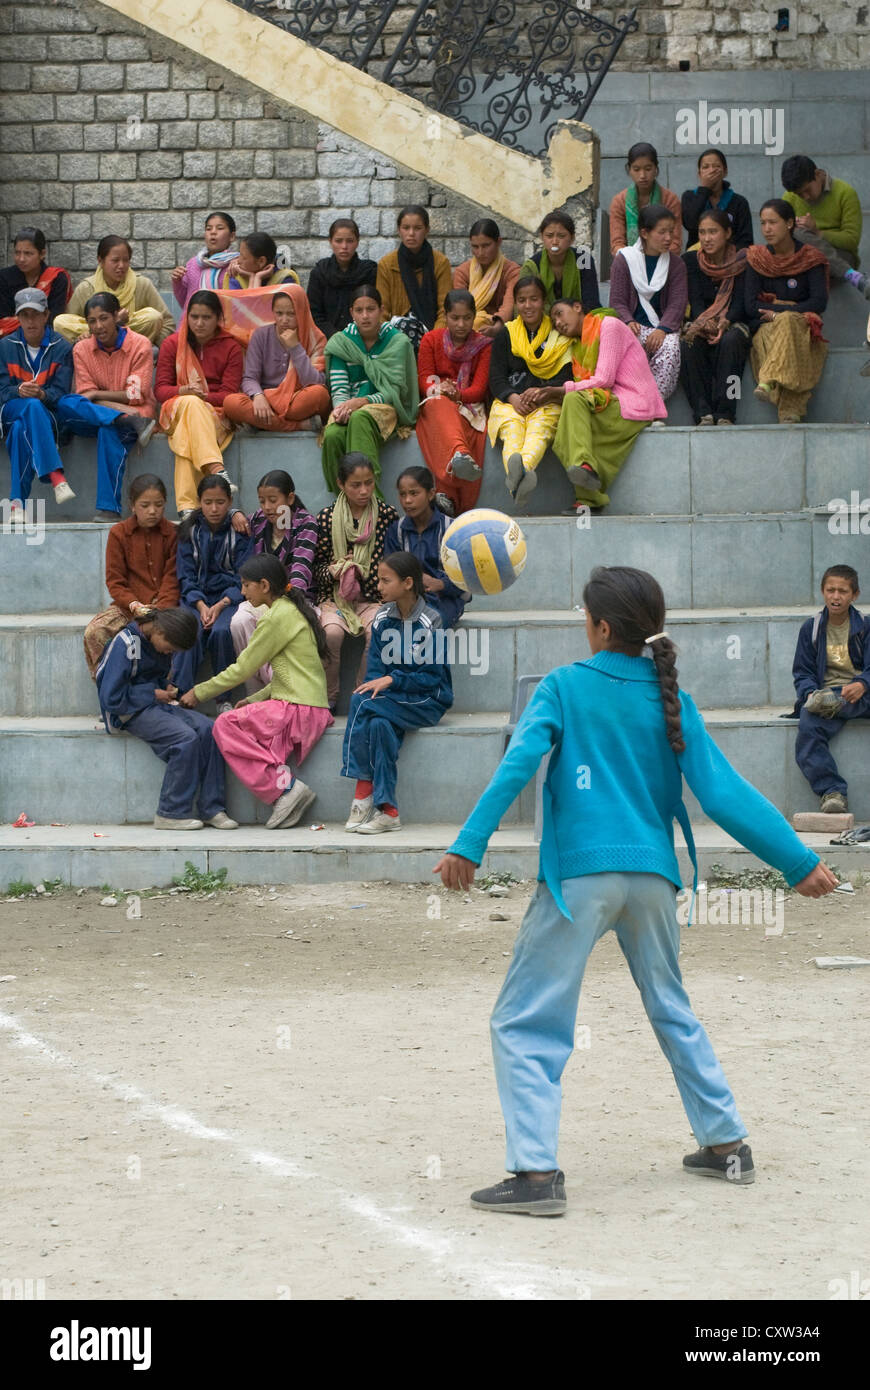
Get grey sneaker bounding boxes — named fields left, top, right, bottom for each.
left=355, top=808, right=402, bottom=834
left=820, top=790, right=849, bottom=814
left=344, top=796, right=373, bottom=831
left=265, top=779, right=316, bottom=829
left=683, top=1143, right=755, bottom=1185
left=505, top=451, right=525, bottom=497
left=204, top=811, right=239, bottom=829
left=566, top=462, right=602, bottom=492
left=805, top=689, right=846, bottom=718
left=449, top=451, right=481, bottom=481
left=153, top=814, right=203, bottom=830
left=470, top=1170, right=567, bottom=1216
left=513, top=466, right=538, bottom=504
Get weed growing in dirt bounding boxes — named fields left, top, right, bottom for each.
left=477, top=870, right=522, bottom=891
left=172, top=861, right=230, bottom=894
left=5, top=879, right=35, bottom=898
left=708, top=863, right=790, bottom=894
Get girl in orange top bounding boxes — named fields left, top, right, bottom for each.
left=609, top=143, right=683, bottom=256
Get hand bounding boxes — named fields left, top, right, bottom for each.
left=796, top=214, right=817, bottom=233
left=628, top=321, right=642, bottom=337
left=422, top=574, right=444, bottom=593
left=276, top=325, right=299, bottom=352
left=354, top=675, right=393, bottom=697
left=793, top=863, right=839, bottom=898
left=178, top=383, right=206, bottom=397
left=171, top=265, right=186, bottom=281
left=440, top=379, right=460, bottom=401
left=197, top=600, right=214, bottom=629
left=155, top=687, right=177, bottom=704
left=230, top=510, right=251, bottom=535
left=432, top=852, right=477, bottom=891
left=18, top=381, right=42, bottom=398
left=234, top=697, right=249, bottom=710
left=644, top=328, right=666, bottom=355
left=478, top=321, right=501, bottom=339
left=840, top=680, right=866, bottom=703
left=759, top=309, right=776, bottom=323
left=117, top=308, right=129, bottom=326
left=250, top=263, right=275, bottom=288
left=252, top=392, right=274, bottom=425
left=179, top=689, right=198, bottom=708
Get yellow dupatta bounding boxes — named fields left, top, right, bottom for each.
left=92, top=264, right=138, bottom=313
left=506, top=313, right=573, bottom=379
left=468, top=252, right=506, bottom=328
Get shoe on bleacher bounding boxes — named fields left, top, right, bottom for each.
left=209, top=468, right=238, bottom=496
left=153, top=814, right=203, bottom=830
left=697, top=414, right=715, bottom=426
left=820, top=790, right=848, bottom=815
left=344, top=796, right=373, bottom=831
left=127, top=415, right=156, bottom=449
left=804, top=689, right=845, bottom=718
left=53, top=480, right=76, bottom=505
left=449, top=451, right=481, bottom=481
left=204, top=811, right=239, bottom=829
left=265, top=779, right=316, bottom=828
left=355, top=808, right=402, bottom=834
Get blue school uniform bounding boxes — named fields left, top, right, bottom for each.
left=448, top=651, right=819, bottom=1172
left=173, top=514, right=253, bottom=698
left=341, top=595, right=453, bottom=809
left=791, top=604, right=870, bottom=797
left=0, top=327, right=72, bottom=503
left=95, top=622, right=225, bottom=821
left=384, top=510, right=470, bottom=629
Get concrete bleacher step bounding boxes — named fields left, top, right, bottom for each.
left=0, top=606, right=821, bottom=718
left=0, top=820, right=863, bottom=893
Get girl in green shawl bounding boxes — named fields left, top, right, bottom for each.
left=321, top=284, right=420, bottom=496
left=609, top=143, right=683, bottom=257
left=519, top=210, right=602, bottom=315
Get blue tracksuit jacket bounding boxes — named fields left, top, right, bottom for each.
left=790, top=605, right=870, bottom=714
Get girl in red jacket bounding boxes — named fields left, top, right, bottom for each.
left=415, top=289, right=492, bottom=516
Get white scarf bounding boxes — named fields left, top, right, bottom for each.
left=619, top=239, right=670, bottom=328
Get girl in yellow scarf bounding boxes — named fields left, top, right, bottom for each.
left=55, top=236, right=175, bottom=345
left=452, top=218, right=522, bottom=336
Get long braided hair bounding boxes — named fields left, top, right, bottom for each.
left=583, top=565, right=685, bottom=754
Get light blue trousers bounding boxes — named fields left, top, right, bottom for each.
left=491, top=872, right=746, bottom=1172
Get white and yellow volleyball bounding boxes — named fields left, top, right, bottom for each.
left=439, top=509, right=527, bottom=596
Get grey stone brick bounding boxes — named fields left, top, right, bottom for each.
left=252, top=210, right=311, bottom=238
left=233, top=179, right=292, bottom=207
left=96, top=93, right=145, bottom=120
left=217, top=93, right=265, bottom=119
left=234, top=120, right=286, bottom=147
left=253, top=151, right=274, bottom=178
left=158, top=121, right=199, bottom=150
left=125, top=62, right=170, bottom=91
left=207, top=181, right=233, bottom=205
left=90, top=212, right=131, bottom=241
left=105, top=36, right=152, bottom=61
left=274, top=150, right=317, bottom=179
left=60, top=154, right=100, bottom=180
left=138, top=151, right=184, bottom=179
left=146, top=91, right=188, bottom=120
left=32, top=65, right=79, bottom=93
left=83, top=124, right=118, bottom=152
left=170, top=181, right=209, bottom=209
left=99, top=153, right=137, bottom=181
left=348, top=207, right=380, bottom=237
left=132, top=212, right=193, bottom=239
left=0, top=184, right=33, bottom=212
left=34, top=124, right=83, bottom=152
left=48, top=35, right=103, bottom=61
left=0, top=126, right=34, bottom=153
left=219, top=150, right=260, bottom=179
left=1, top=95, right=50, bottom=123
left=197, top=121, right=234, bottom=150
left=0, top=66, right=30, bottom=93
left=0, top=151, right=52, bottom=181
left=55, top=94, right=96, bottom=122
left=143, top=241, right=179, bottom=269
left=47, top=241, right=83, bottom=269
left=40, top=183, right=74, bottom=211
left=61, top=212, right=93, bottom=240
left=119, top=121, right=160, bottom=152
left=79, top=63, right=125, bottom=93
left=293, top=180, right=330, bottom=208
left=113, top=182, right=171, bottom=211
left=187, top=92, right=216, bottom=119
left=318, top=151, right=377, bottom=177
left=15, top=7, right=96, bottom=33
left=325, top=178, right=373, bottom=205
left=12, top=35, right=48, bottom=60
left=172, top=64, right=210, bottom=90
left=367, top=236, right=394, bottom=261
left=73, top=183, right=112, bottom=211
left=182, top=151, right=217, bottom=178
left=370, top=177, right=427, bottom=206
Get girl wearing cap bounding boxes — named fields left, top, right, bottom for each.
left=55, top=236, right=175, bottom=345
left=0, top=226, right=72, bottom=337
left=0, top=288, right=75, bottom=508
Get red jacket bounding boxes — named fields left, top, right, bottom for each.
left=154, top=330, right=243, bottom=408
left=104, top=515, right=180, bottom=615
left=417, top=329, right=491, bottom=405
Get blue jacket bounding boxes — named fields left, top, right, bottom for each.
left=790, top=605, right=870, bottom=713
left=366, top=596, right=454, bottom=707
left=0, top=327, right=73, bottom=436
left=449, top=650, right=818, bottom=919
left=176, top=514, right=253, bottom=606
left=95, top=622, right=174, bottom=732
left=384, top=510, right=469, bottom=629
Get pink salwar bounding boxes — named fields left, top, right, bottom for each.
left=213, top=698, right=333, bottom=804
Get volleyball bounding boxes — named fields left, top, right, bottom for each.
left=439, top=509, right=527, bottom=596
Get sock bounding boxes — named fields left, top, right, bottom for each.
left=845, top=268, right=865, bottom=287
left=380, top=804, right=399, bottom=817
left=355, top=779, right=373, bottom=799
left=47, top=469, right=65, bottom=486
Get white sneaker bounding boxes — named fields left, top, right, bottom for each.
left=216, top=700, right=234, bottom=716
left=204, top=811, right=239, bottom=829
left=355, top=808, right=402, bottom=834
left=345, top=796, right=373, bottom=831
left=210, top=469, right=238, bottom=496
left=53, top=480, right=76, bottom=505
left=265, top=779, right=316, bottom=828
left=153, top=814, right=203, bottom=830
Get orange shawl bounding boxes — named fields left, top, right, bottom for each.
left=260, top=283, right=326, bottom=417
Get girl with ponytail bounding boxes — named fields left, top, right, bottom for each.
left=436, top=564, right=837, bottom=1216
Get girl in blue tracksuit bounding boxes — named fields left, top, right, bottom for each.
left=0, top=297, right=74, bottom=507
left=435, top=565, right=838, bottom=1217
left=384, top=465, right=470, bottom=630
left=173, top=473, right=253, bottom=707
left=95, top=606, right=236, bottom=831
left=341, top=550, right=452, bottom=834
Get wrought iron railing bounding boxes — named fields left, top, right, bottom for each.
left=238, top=0, right=638, bottom=158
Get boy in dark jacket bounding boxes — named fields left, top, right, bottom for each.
left=0, top=288, right=74, bottom=507
left=791, top=564, right=870, bottom=813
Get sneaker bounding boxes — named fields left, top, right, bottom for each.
left=216, top=700, right=234, bottom=716
left=682, top=1144, right=755, bottom=1185
left=804, top=689, right=845, bottom=718
left=648, top=419, right=665, bottom=429
left=504, top=451, right=525, bottom=497
left=820, top=790, right=849, bottom=814
left=53, top=480, right=76, bottom=505
left=470, top=1170, right=567, bottom=1216
left=716, top=417, right=735, bottom=425
left=345, top=796, right=373, bottom=831
left=513, top=466, right=537, bottom=504
left=204, top=811, right=239, bottom=829
left=127, top=415, right=156, bottom=449
left=778, top=413, right=800, bottom=423
left=210, top=468, right=238, bottom=496
left=153, top=814, right=204, bottom=830
left=266, top=779, right=316, bottom=829
left=177, top=509, right=195, bottom=523
left=93, top=510, right=121, bottom=523
left=697, top=414, right=715, bottom=426
left=355, top=808, right=402, bottom=834
left=435, top=492, right=456, bottom=517
left=566, top=462, right=602, bottom=492
left=450, top=451, right=481, bottom=481
left=753, top=381, right=773, bottom=401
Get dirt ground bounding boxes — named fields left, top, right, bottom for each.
left=1, top=872, right=868, bottom=1302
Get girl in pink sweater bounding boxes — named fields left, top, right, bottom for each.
left=171, top=211, right=238, bottom=309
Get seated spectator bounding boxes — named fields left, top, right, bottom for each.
left=321, top=284, right=419, bottom=496
left=57, top=292, right=157, bottom=521
left=230, top=468, right=318, bottom=696
left=385, top=465, right=469, bottom=628
left=313, top=453, right=399, bottom=711
left=172, top=473, right=254, bottom=711
left=306, top=218, right=379, bottom=340
left=609, top=204, right=687, bottom=402
left=781, top=155, right=868, bottom=299
left=609, top=143, right=682, bottom=256
left=171, top=210, right=238, bottom=308
left=544, top=298, right=664, bottom=514
left=452, top=219, right=521, bottom=337
left=520, top=209, right=601, bottom=315
left=790, top=564, right=870, bottom=816
left=222, top=231, right=299, bottom=291
left=487, top=274, right=574, bottom=504
left=83, top=473, right=179, bottom=677
left=0, top=226, right=72, bottom=337
left=680, top=210, right=752, bottom=425
left=745, top=199, right=828, bottom=424
left=0, top=288, right=75, bottom=510
left=376, top=205, right=452, bottom=350
left=416, top=288, right=492, bottom=516
left=681, top=148, right=753, bottom=251
left=55, top=236, right=174, bottom=345
left=155, top=290, right=244, bottom=517
left=223, top=286, right=329, bottom=434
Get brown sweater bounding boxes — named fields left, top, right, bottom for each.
left=608, top=186, right=683, bottom=256
left=452, top=257, right=521, bottom=324
left=104, top=515, right=180, bottom=615
left=376, top=248, right=453, bottom=328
